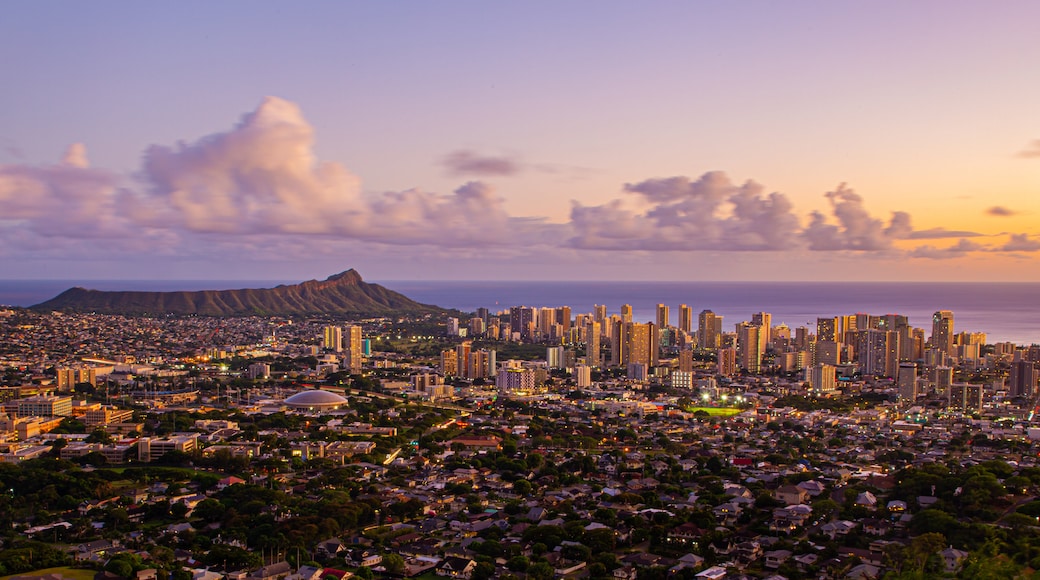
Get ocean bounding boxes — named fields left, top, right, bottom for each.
left=2, top=279, right=1039, bottom=345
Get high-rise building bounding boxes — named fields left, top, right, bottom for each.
left=547, top=346, right=565, bottom=369
left=809, top=363, right=837, bottom=394
left=794, top=326, right=811, bottom=350
left=949, top=383, right=983, bottom=413
left=345, top=325, right=364, bottom=373
left=751, top=312, right=772, bottom=344
left=679, top=304, right=693, bottom=334
left=575, top=365, right=592, bottom=388
left=556, top=306, right=572, bottom=334
left=931, top=310, right=955, bottom=354
left=440, top=349, right=458, bottom=376
left=678, top=349, right=694, bottom=373
left=817, top=317, right=839, bottom=342
left=467, top=349, right=494, bottom=379
left=736, top=322, right=762, bottom=374
left=627, top=322, right=655, bottom=367
left=610, top=319, right=625, bottom=367
left=932, top=366, right=954, bottom=395
left=594, top=305, right=607, bottom=326
left=585, top=321, right=601, bottom=367
left=898, top=362, right=918, bottom=402
left=497, top=367, right=536, bottom=394
left=814, top=340, right=841, bottom=366
left=857, top=329, right=899, bottom=378
left=537, top=308, right=556, bottom=339
left=656, top=304, right=670, bottom=329
left=509, top=306, right=536, bottom=340
left=56, top=368, right=77, bottom=391
left=446, top=317, right=461, bottom=336
left=1009, top=361, right=1038, bottom=398
left=611, top=321, right=657, bottom=368
left=717, top=348, right=737, bottom=377
left=698, top=310, right=721, bottom=350
left=620, top=304, right=633, bottom=324
left=323, top=326, right=343, bottom=352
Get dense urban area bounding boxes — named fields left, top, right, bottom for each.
left=2, top=302, right=1040, bottom=580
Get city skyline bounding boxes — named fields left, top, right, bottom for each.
left=3, top=2, right=1040, bottom=281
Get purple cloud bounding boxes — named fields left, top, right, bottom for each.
left=1001, top=234, right=1040, bottom=252
left=571, top=172, right=800, bottom=251
left=909, top=239, right=985, bottom=259
left=907, top=227, right=984, bottom=239
left=441, top=150, right=521, bottom=177
left=802, top=183, right=911, bottom=251
left=987, top=206, right=1017, bottom=217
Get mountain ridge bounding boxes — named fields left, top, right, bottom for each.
left=31, top=269, right=442, bottom=316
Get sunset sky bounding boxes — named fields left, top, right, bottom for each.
left=3, top=1, right=1040, bottom=281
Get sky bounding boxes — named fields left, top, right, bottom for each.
left=2, top=1, right=1040, bottom=282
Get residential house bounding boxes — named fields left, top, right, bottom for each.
left=764, top=550, right=792, bottom=569
left=343, top=549, right=382, bottom=569
left=774, top=485, right=809, bottom=505
left=435, top=557, right=476, bottom=580
left=247, top=562, right=292, bottom=580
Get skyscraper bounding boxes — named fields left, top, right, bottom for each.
left=898, top=362, right=918, bottom=402
left=809, top=363, right=837, bottom=394
left=345, top=325, right=364, bottom=373
left=751, top=312, right=772, bottom=344
left=678, top=349, right=694, bottom=373
left=1010, top=361, right=1038, bottom=398
left=931, top=310, right=954, bottom=354
left=612, top=321, right=657, bottom=368
left=620, top=304, right=633, bottom=324
left=510, top=306, right=536, bottom=340
left=556, top=306, right=572, bottom=334
left=456, top=341, right=472, bottom=379
left=698, top=310, right=721, bottom=350
left=736, top=322, right=762, bottom=374
left=857, top=329, right=899, bottom=378
left=679, top=304, right=692, bottom=334
left=717, top=348, right=737, bottom=377
left=585, top=321, right=601, bottom=367
left=323, top=326, right=343, bottom=352
left=817, top=317, right=838, bottom=342
left=656, top=304, right=670, bottom=329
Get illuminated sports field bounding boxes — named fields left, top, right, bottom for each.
left=685, top=407, right=745, bottom=417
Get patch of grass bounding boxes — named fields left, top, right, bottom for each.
left=1, top=566, right=97, bottom=580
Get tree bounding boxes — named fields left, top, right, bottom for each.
left=584, top=528, right=617, bottom=553
left=106, top=560, right=134, bottom=579
left=194, top=498, right=226, bottom=523
left=907, top=532, right=947, bottom=572
left=506, top=556, right=530, bottom=572
left=382, top=553, right=405, bottom=574
left=527, top=562, right=554, bottom=580
left=354, top=567, right=373, bottom=580
left=513, top=479, right=532, bottom=496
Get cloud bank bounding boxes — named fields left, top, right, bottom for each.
left=1, top=96, right=1037, bottom=267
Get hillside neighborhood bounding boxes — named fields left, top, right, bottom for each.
left=1, top=307, right=1040, bottom=580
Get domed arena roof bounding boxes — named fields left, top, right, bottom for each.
left=284, top=389, right=348, bottom=410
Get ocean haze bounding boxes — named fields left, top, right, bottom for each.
left=5, top=279, right=1037, bottom=345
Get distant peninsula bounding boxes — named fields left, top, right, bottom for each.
left=30, top=269, right=442, bottom=316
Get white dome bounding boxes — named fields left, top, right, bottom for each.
left=284, top=389, right=348, bottom=409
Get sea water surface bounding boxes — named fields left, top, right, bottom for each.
left=2, top=279, right=1039, bottom=345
